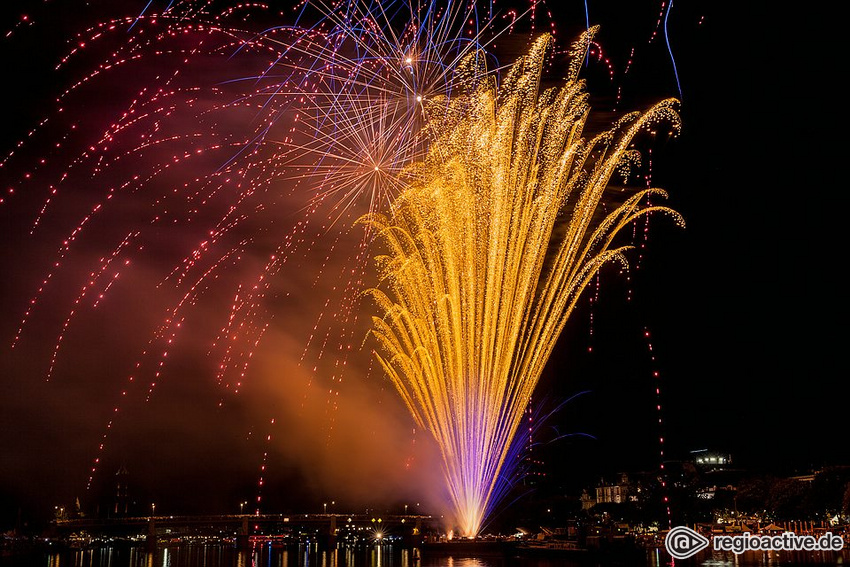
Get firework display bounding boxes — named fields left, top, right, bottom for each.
left=2, top=0, right=687, bottom=528
left=364, top=32, right=681, bottom=535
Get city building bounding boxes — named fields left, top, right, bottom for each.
left=691, top=449, right=732, bottom=470
left=595, top=473, right=632, bottom=504
left=114, top=465, right=130, bottom=517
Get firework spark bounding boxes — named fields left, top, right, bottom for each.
left=363, top=31, right=682, bottom=536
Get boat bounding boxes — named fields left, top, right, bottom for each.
left=515, top=538, right=589, bottom=558
left=421, top=538, right=516, bottom=556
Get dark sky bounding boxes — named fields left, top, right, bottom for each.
left=0, top=0, right=832, bottom=529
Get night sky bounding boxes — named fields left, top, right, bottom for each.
left=0, top=0, right=833, bottom=529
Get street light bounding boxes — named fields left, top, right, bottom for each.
left=151, top=503, right=156, bottom=517
left=323, top=502, right=327, bottom=514
left=240, top=502, right=246, bottom=515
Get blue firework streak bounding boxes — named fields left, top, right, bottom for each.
left=663, top=0, right=682, bottom=99
left=484, top=391, right=595, bottom=528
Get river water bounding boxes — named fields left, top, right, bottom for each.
left=1, top=544, right=848, bottom=567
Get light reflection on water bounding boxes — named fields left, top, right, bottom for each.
left=7, top=544, right=848, bottom=567
left=686, top=548, right=848, bottom=566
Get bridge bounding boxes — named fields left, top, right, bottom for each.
left=53, top=513, right=435, bottom=549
